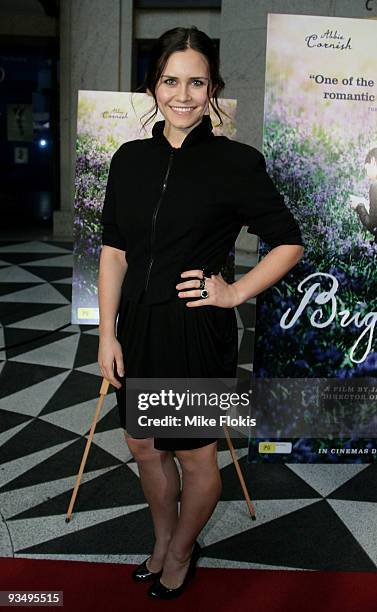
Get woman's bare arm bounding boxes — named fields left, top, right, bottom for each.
left=97, top=245, right=128, bottom=388
left=177, top=245, right=304, bottom=309
left=232, top=244, right=304, bottom=304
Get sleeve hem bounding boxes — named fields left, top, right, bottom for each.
left=101, top=241, right=127, bottom=252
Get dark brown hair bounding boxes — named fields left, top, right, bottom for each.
left=133, top=26, right=228, bottom=130
left=365, top=147, right=377, bottom=164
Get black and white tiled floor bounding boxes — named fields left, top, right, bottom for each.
left=0, top=240, right=376, bottom=572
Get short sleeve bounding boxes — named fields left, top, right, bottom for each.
left=237, top=149, right=304, bottom=249
left=100, top=150, right=127, bottom=251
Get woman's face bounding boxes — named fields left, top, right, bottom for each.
left=365, top=156, right=377, bottom=180
left=155, top=48, right=211, bottom=130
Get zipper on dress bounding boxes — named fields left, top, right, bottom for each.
left=144, top=148, right=175, bottom=292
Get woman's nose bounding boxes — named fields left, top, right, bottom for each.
left=175, top=84, right=191, bottom=102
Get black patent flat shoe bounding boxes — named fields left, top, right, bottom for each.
left=131, top=556, right=163, bottom=582
left=147, top=541, right=202, bottom=599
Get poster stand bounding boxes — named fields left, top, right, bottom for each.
left=65, top=378, right=256, bottom=522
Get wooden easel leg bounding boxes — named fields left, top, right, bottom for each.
left=223, top=425, right=256, bottom=520
left=65, top=378, right=110, bottom=523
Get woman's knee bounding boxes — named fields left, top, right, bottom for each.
left=123, top=430, right=169, bottom=462
left=175, top=441, right=218, bottom=473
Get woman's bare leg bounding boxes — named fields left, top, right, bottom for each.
left=160, top=441, right=221, bottom=588
left=124, top=431, right=181, bottom=571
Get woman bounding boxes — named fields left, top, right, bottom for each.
left=97, top=26, right=304, bottom=600
left=349, top=147, right=377, bottom=243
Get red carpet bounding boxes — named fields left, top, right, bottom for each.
left=0, top=558, right=376, bottom=611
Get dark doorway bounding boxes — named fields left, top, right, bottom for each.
left=0, top=36, right=59, bottom=230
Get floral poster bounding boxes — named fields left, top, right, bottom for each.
left=248, top=13, right=377, bottom=463
left=72, top=91, right=237, bottom=325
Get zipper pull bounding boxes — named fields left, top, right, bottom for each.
left=162, top=150, right=174, bottom=189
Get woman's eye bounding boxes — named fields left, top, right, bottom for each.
left=163, top=79, right=204, bottom=86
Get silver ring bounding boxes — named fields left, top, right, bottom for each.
left=200, top=289, right=209, bottom=298
left=199, top=278, right=206, bottom=290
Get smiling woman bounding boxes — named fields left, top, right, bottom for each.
left=97, top=25, right=304, bottom=600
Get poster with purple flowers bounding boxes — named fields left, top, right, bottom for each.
left=72, top=90, right=237, bottom=325
left=248, top=13, right=377, bottom=463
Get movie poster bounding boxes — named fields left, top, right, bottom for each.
left=72, top=91, right=237, bottom=325
left=248, top=14, right=377, bottom=464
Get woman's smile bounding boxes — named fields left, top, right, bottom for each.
left=169, top=106, right=196, bottom=115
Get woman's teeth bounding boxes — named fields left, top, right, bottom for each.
left=170, top=106, right=195, bottom=113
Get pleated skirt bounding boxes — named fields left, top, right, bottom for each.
left=114, top=291, right=239, bottom=451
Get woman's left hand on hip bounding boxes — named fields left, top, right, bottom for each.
left=176, top=269, right=239, bottom=308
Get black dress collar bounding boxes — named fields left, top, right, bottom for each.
left=151, top=113, right=214, bottom=149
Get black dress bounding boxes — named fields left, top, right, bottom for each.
left=114, top=288, right=239, bottom=450
left=100, top=114, right=304, bottom=451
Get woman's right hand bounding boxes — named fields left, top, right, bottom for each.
left=98, top=335, right=125, bottom=389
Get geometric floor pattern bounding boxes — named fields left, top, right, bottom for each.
left=0, top=240, right=376, bottom=572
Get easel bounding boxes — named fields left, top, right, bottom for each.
left=65, top=378, right=256, bottom=522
